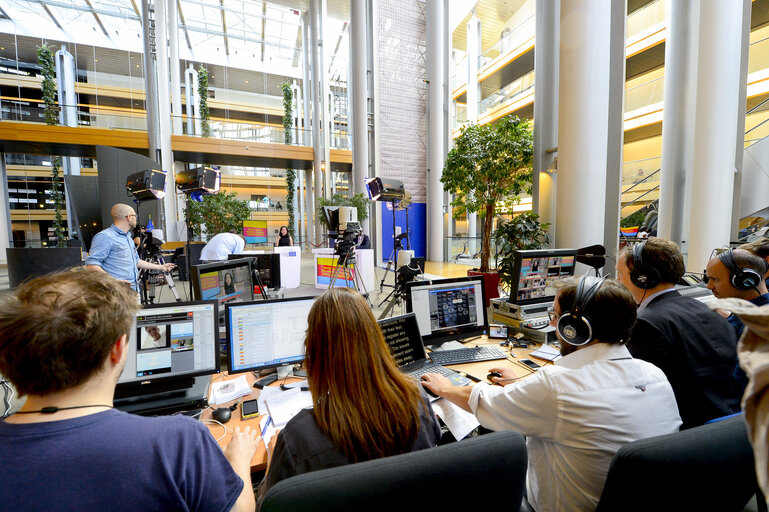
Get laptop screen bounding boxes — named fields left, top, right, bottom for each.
left=378, top=313, right=427, bottom=368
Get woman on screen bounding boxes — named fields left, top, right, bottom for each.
left=223, top=272, right=235, bottom=295
left=274, top=225, right=293, bottom=247
left=257, top=288, right=441, bottom=504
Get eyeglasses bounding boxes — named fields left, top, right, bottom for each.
left=126, top=214, right=137, bottom=219
left=547, top=308, right=560, bottom=322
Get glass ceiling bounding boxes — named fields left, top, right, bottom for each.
left=1, top=0, right=349, bottom=79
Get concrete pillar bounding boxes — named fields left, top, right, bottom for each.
left=141, top=0, right=159, bottom=159
left=309, top=0, right=324, bottom=244
left=533, top=0, right=559, bottom=244
left=0, top=155, right=11, bottom=263
left=351, top=0, right=371, bottom=235
left=465, top=14, right=480, bottom=252
left=168, top=0, right=183, bottom=136
left=556, top=0, right=624, bottom=257
left=658, top=2, right=698, bottom=248
left=304, top=168, right=314, bottom=248
left=426, top=0, right=447, bottom=262
left=54, top=46, right=78, bottom=235
left=155, top=0, right=178, bottom=241
left=302, top=14, right=312, bottom=147
left=184, top=66, right=201, bottom=135
left=730, top=1, right=751, bottom=242
left=687, top=1, right=749, bottom=273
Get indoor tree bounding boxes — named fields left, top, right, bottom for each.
left=441, top=115, right=533, bottom=272
left=186, top=191, right=250, bottom=240
left=317, top=193, right=370, bottom=231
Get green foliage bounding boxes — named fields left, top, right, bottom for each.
left=442, top=115, right=533, bottom=272
left=494, top=212, right=550, bottom=296
left=317, top=193, right=370, bottom=230
left=620, top=207, right=647, bottom=228
left=282, top=82, right=296, bottom=239
left=186, top=192, right=250, bottom=239
left=38, top=43, right=66, bottom=247
left=198, top=67, right=211, bottom=137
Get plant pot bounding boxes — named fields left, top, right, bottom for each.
left=467, top=269, right=500, bottom=307
left=6, top=247, right=84, bottom=288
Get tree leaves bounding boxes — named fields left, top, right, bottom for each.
left=282, top=82, right=296, bottom=239
left=186, top=192, right=250, bottom=239
left=317, top=193, right=370, bottom=230
left=198, top=67, right=211, bottom=138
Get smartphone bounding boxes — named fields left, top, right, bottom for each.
left=241, top=399, right=259, bottom=420
left=519, top=359, right=541, bottom=370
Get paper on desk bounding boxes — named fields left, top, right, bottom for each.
left=529, top=344, right=561, bottom=362
left=430, top=398, right=480, bottom=440
left=257, top=386, right=283, bottom=416
left=264, top=387, right=314, bottom=427
left=209, top=376, right=252, bottom=405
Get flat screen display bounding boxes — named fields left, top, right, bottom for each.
left=509, top=249, right=578, bottom=304
left=117, top=301, right=220, bottom=386
left=191, top=259, right=254, bottom=307
left=405, top=277, right=487, bottom=345
left=225, top=297, right=316, bottom=374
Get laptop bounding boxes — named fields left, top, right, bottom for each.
left=378, top=313, right=472, bottom=391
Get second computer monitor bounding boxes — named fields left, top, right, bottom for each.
left=191, top=259, right=255, bottom=307
left=225, top=296, right=316, bottom=374
left=508, top=249, right=577, bottom=305
left=405, top=276, right=487, bottom=346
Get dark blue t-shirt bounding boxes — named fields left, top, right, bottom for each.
left=0, top=409, right=242, bottom=512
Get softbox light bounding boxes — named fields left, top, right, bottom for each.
left=126, top=169, right=166, bottom=200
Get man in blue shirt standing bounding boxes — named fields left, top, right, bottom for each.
left=86, top=203, right=174, bottom=290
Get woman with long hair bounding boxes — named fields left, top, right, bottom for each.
left=274, top=225, right=293, bottom=247
left=257, top=287, right=441, bottom=503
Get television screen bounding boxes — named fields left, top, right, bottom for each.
left=226, top=297, right=316, bottom=374
left=508, top=249, right=578, bottom=304
left=191, top=259, right=254, bottom=307
left=405, top=276, right=487, bottom=346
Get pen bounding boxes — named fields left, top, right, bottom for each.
left=261, top=416, right=273, bottom=438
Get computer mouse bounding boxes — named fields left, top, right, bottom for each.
left=487, top=371, right=502, bottom=382
left=212, top=407, right=232, bottom=424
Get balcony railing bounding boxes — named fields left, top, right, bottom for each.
left=625, top=76, right=664, bottom=113
left=478, top=69, right=535, bottom=120
left=626, top=0, right=666, bottom=41
left=478, top=14, right=536, bottom=70
left=622, top=156, right=661, bottom=187
left=749, top=35, right=769, bottom=75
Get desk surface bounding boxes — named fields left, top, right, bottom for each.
left=202, top=337, right=557, bottom=472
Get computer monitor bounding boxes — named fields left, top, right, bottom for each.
left=228, top=253, right=281, bottom=288
left=405, top=276, right=487, bottom=346
left=507, top=249, right=578, bottom=305
left=115, top=301, right=220, bottom=399
left=225, top=296, right=316, bottom=374
left=190, top=259, right=255, bottom=306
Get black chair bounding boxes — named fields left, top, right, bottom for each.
left=595, top=415, right=764, bottom=512
left=260, top=431, right=527, bottom=512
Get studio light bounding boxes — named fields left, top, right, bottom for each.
left=366, top=177, right=405, bottom=202
left=176, top=167, right=221, bottom=194
left=126, top=169, right=166, bottom=200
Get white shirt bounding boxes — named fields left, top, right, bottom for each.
left=200, top=233, right=245, bottom=261
left=468, top=343, right=681, bottom=512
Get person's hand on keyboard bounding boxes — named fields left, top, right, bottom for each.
left=420, top=373, right=453, bottom=398
left=487, top=367, right=518, bottom=386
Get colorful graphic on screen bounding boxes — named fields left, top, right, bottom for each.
left=243, top=220, right=268, bottom=244
left=200, top=266, right=252, bottom=305
left=516, top=255, right=576, bottom=301
left=316, top=257, right=355, bottom=287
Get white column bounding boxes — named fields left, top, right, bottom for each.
left=555, top=0, right=615, bottom=252
left=54, top=46, right=79, bottom=235
left=658, top=1, right=698, bottom=247
left=168, top=0, right=183, bottom=135
left=184, top=66, right=201, bottom=135
left=302, top=14, right=312, bottom=147
left=0, top=155, right=11, bottom=263
left=426, top=0, right=447, bottom=262
left=156, top=0, right=178, bottom=241
left=351, top=0, right=370, bottom=235
left=304, top=168, right=314, bottom=247
left=320, top=0, right=331, bottom=198
left=533, top=0, right=559, bottom=244
left=309, top=0, right=324, bottom=244
left=466, top=14, right=480, bottom=253
left=687, top=1, right=747, bottom=273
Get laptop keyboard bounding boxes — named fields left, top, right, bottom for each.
left=408, top=364, right=458, bottom=379
left=428, top=346, right=508, bottom=366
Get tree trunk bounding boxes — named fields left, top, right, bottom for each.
left=480, top=202, right=495, bottom=272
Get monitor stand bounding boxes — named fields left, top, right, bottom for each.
left=115, top=375, right=211, bottom=416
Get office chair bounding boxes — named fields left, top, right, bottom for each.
left=260, top=431, right=527, bottom=512
left=595, top=415, right=766, bottom=512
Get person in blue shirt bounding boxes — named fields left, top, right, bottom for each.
left=85, top=203, right=174, bottom=291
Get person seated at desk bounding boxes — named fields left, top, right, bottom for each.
left=422, top=277, right=681, bottom=512
left=274, top=225, right=293, bottom=247
left=257, top=287, right=440, bottom=507
left=355, top=232, right=371, bottom=249
left=739, top=237, right=769, bottom=289
left=617, top=238, right=742, bottom=429
left=0, top=271, right=259, bottom=512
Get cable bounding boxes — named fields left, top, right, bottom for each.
left=200, top=418, right=231, bottom=441
left=1, top=380, right=14, bottom=419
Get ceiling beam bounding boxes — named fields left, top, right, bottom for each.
left=40, top=2, right=63, bottom=29
left=83, top=0, right=110, bottom=37
left=219, top=0, right=229, bottom=55
left=176, top=0, right=193, bottom=50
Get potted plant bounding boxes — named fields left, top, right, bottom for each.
left=186, top=191, right=251, bottom=240
left=494, top=211, right=551, bottom=299
left=441, top=115, right=533, bottom=301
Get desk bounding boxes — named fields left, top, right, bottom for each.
left=202, top=340, right=556, bottom=472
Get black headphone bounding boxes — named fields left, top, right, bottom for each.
left=717, top=249, right=764, bottom=291
left=556, top=275, right=607, bottom=346
left=630, top=240, right=662, bottom=289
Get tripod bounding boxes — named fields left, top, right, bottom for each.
left=328, top=242, right=371, bottom=306
left=377, top=260, right=421, bottom=319
left=378, top=198, right=410, bottom=292
left=139, top=251, right=182, bottom=304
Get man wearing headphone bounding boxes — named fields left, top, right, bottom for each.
left=421, top=276, right=681, bottom=512
left=617, top=238, right=741, bottom=429
left=706, top=248, right=769, bottom=339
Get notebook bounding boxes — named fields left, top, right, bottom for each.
left=378, top=313, right=471, bottom=388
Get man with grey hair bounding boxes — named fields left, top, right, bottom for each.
left=86, top=203, right=174, bottom=290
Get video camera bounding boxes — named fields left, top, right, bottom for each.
left=322, top=206, right=362, bottom=258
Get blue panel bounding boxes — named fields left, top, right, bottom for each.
left=380, top=202, right=426, bottom=263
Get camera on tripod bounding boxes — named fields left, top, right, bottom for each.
left=322, top=206, right=362, bottom=257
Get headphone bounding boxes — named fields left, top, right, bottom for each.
left=556, top=275, right=607, bottom=346
left=630, top=240, right=662, bottom=290
left=717, top=249, right=765, bottom=291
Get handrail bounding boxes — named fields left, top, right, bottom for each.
left=746, top=96, right=769, bottom=117
left=745, top=116, right=769, bottom=138
left=621, top=186, right=659, bottom=220
left=622, top=168, right=660, bottom=195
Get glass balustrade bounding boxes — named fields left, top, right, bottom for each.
left=625, top=76, right=664, bottom=113
left=626, top=0, right=666, bottom=42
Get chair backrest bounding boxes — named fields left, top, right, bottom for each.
left=260, top=431, right=527, bottom=512
left=595, top=415, right=758, bottom=512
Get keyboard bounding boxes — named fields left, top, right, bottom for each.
left=407, top=363, right=458, bottom=379
left=428, top=346, right=509, bottom=366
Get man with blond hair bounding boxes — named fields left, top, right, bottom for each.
left=86, top=203, right=174, bottom=290
left=0, top=271, right=258, bottom=511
